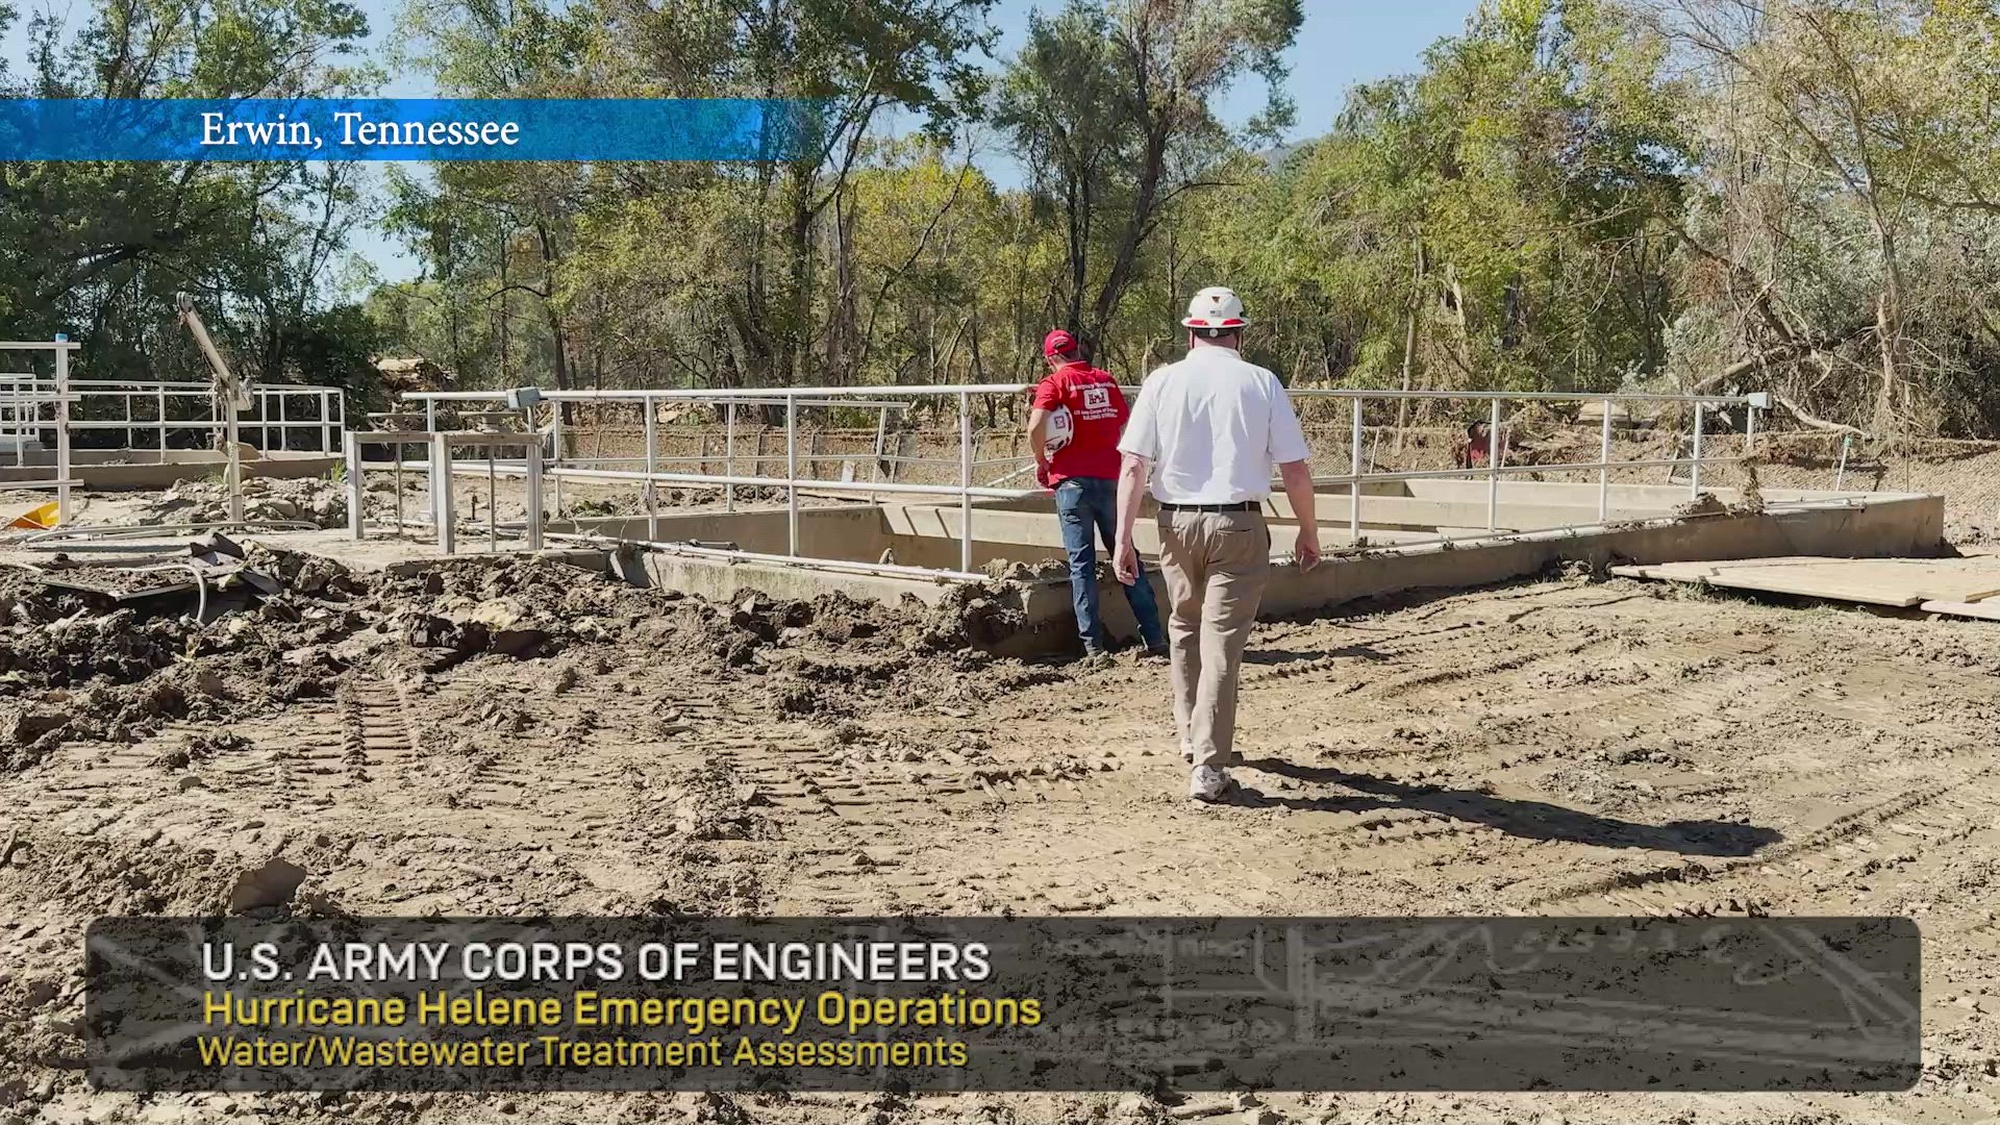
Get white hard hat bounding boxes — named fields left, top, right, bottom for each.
left=1181, top=286, right=1250, bottom=330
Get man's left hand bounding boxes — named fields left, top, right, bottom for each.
left=1113, top=539, right=1139, bottom=585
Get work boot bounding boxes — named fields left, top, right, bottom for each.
left=1188, top=766, right=1233, bottom=802
left=1077, top=643, right=1113, bottom=667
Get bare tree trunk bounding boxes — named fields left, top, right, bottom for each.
left=1395, top=230, right=1423, bottom=453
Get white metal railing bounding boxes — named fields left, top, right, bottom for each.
left=0, top=377, right=345, bottom=455
left=394, top=384, right=1774, bottom=578
left=0, top=338, right=79, bottom=522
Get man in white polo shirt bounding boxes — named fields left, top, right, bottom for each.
left=1111, top=287, right=1320, bottom=801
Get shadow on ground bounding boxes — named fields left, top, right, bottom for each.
left=1231, top=758, right=1781, bottom=858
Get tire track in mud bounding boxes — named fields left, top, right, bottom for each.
left=1525, top=764, right=2000, bottom=915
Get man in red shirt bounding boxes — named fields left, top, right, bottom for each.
left=1027, top=329, right=1166, bottom=659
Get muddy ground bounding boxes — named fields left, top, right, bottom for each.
left=0, top=523, right=1996, bottom=1124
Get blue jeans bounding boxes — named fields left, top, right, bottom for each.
left=1054, top=476, right=1165, bottom=652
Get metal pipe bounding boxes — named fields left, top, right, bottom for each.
left=54, top=335, right=70, bottom=525
left=724, top=402, right=737, bottom=513
left=786, top=394, right=798, bottom=557
left=1598, top=397, right=1613, bottom=522
left=959, top=390, right=973, bottom=573
left=644, top=395, right=659, bottom=540
left=431, top=432, right=455, bottom=555
left=487, top=445, right=498, bottom=554
left=401, top=385, right=1759, bottom=406
left=344, top=431, right=364, bottom=540
left=549, top=406, right=564, bottom=517
left=1348, top=397, right=1363, bottom=542
left=524, top=438, right=544, bottom=552
left=1485, top=398, right=1502, bottom=533
left=421, top=462, right=1043, bottom=500
left=1690, top=404, right=1704, bottom=498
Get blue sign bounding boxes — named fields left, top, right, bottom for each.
left=0, top=98, right=814, bottom=161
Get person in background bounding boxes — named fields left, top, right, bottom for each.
left=1112, top=288, right=1320, bottom=802
left=1027, top=329, right=1167, bottom=661
left=1457, top=419, right=1506, bottom=470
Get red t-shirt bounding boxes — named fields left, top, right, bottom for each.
left=1032, top=362, right=1128, bottom=483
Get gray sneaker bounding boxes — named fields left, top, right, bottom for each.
left=1189, top=766, right=1232, bottom=801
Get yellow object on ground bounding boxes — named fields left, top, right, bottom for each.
left=6, top=501, right=58, bottom=529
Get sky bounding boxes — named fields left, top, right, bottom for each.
left=1, top=0, right=1477, bottom=284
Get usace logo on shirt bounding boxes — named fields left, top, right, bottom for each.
left=1080, top=384, right=1114, bottom=419
left=1044, top=405, right=1074, bottom=456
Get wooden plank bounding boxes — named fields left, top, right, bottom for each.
left=1919, top=600, right=2000, bottom=622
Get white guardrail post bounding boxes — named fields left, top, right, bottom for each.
left=344, top=431, right=364, bottom=540
left=54, top=335, right=71, bottom=524
left=959, top=390, right=974, bottom=574
left=643, top=394, right=659, bottom=541
left=524, top=436, right=544, bottom=552
left=786, top=394, right=799, bottom=557
left=430, top=432, right=455, bottom=555
left=1348, top=396, right=1363, bottom=542
left=1598, top=397, right=1613, bottom=522
left=1690, top=403, right=1704, bottom=498
left=1485, top=398, right=1502, bottom=533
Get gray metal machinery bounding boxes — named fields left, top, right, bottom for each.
left=175, top=293, right=253, bottom=524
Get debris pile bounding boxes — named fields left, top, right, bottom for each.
left=136, top=475, right=351, bottom=528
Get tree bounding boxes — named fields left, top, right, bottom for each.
left=0, top=0, right=379, bottom=387
left=997, top=0, right=1302, bottom=357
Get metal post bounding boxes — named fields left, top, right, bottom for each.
left=549, top=406, right=564, bottom=517
left=487, top=446, right=498, bottom=554
left=1690, top=404, right=1704, bottom=498
left=320, top=391, right=333, bottom=453
left=157, top=385, right=168, bottom=456
left=644, top=394, right=659, bottom=540
left=124, top=392, right=134, bottom=450
left=724, top=402, right=737, bottom=513
left=425, top=398, right=437, bottom=433
left=53, top=337, right=70, bottom=525
left=785, top=394, right=799, bottom=557
left=524, top=438, right=544, bottom=552
left=394, top=438, right=406, bottom=538
left=1484, top=398, right=1502, bottom=533
left=1835, top=435, right=1850, bottom=491
left=871, top=404, right=889, bottom=503
left=1597, top=397, right=1613, bottom=522
left=1348, top=397, right=1363, bottom=542
left=958, top=391, right=973, bottom=573
left=343, top=431, right=364, bottom=540
left=430, top=432, right=455, bottom=555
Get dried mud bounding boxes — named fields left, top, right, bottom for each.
left=4, top=546, right=2000, bottom=1124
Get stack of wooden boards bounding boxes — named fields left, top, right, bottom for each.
left=1609, top=555, right=2000, bottom=621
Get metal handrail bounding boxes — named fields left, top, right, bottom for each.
left=385, top=382, right=1767, bottom=579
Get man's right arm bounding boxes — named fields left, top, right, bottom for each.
left=1267, top=380, right=1320, bottom=571
left=1112, top=452, right=1149, bottom=585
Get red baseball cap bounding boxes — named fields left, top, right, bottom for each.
left=1042, top=329, right=1079, bottom=358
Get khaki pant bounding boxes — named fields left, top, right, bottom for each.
left=1156, top=509, right=1271, bottom=768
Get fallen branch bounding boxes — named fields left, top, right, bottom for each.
left=1771, top=393, right=1870, bottom=438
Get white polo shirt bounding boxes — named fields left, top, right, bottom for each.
left=1118, top=346, right=1310, bottom=503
